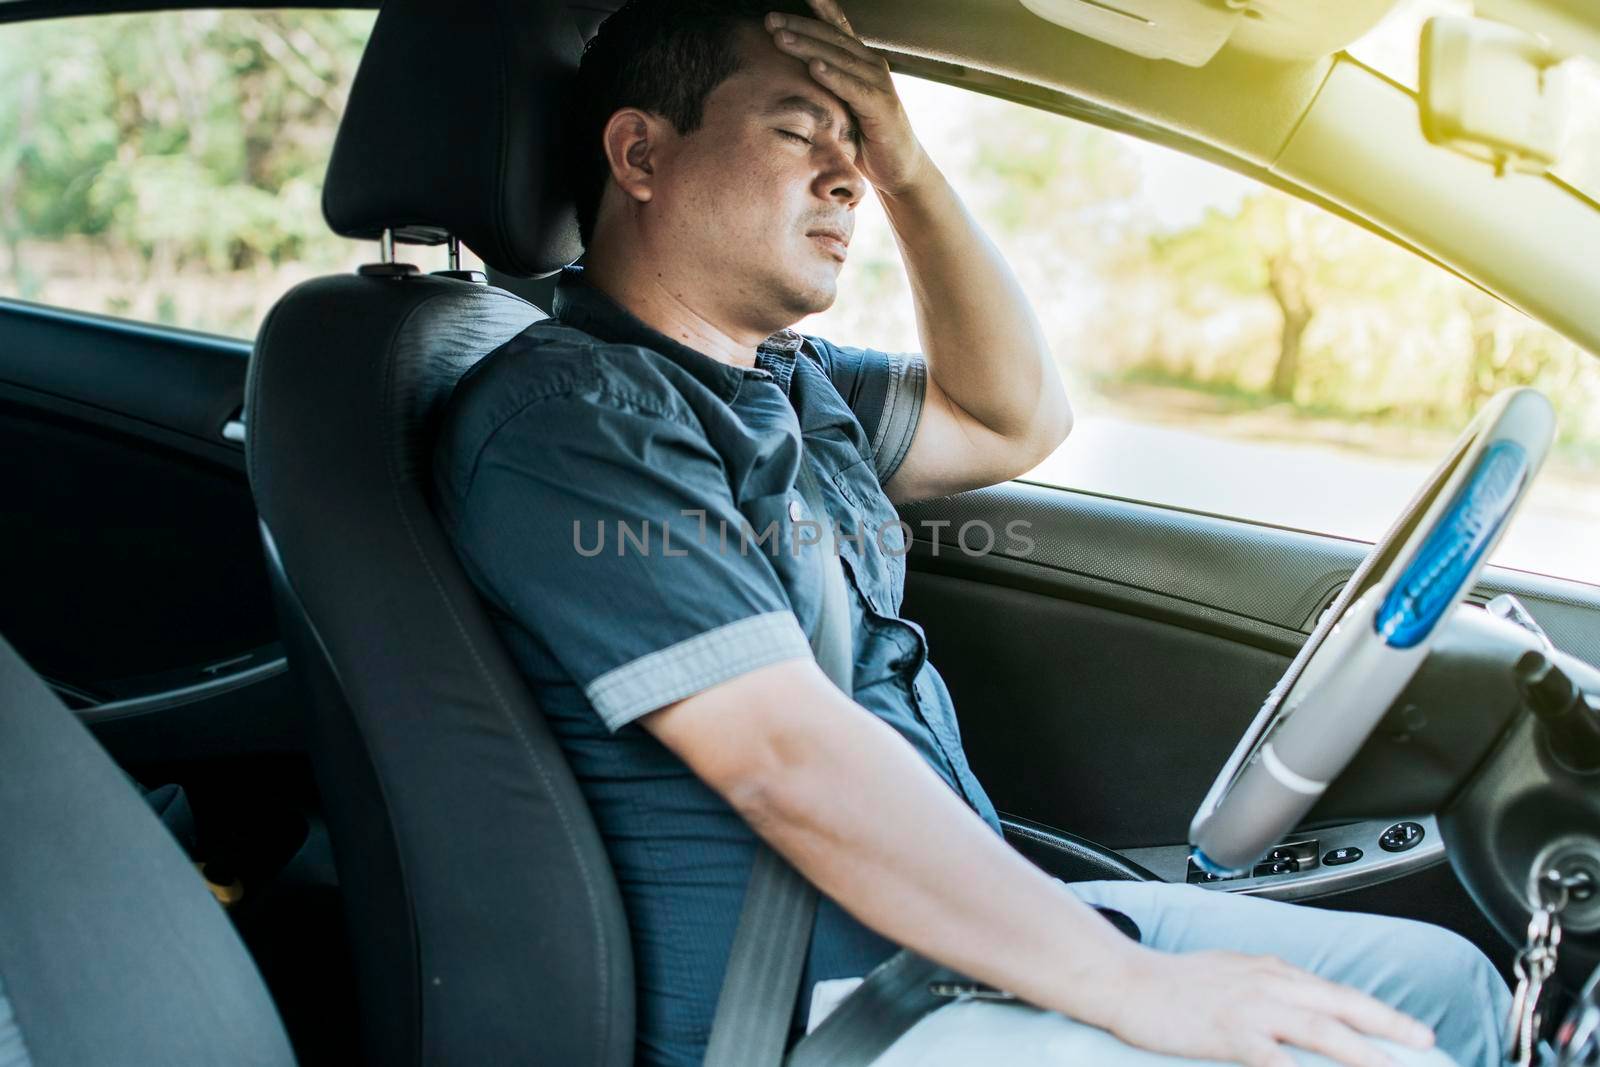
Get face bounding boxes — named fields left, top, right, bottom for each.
left=626, top=24, right=867, bottom=332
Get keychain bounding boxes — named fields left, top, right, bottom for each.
left=1510, top=868, right=1595, bottom=1066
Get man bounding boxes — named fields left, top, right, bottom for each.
left=431, top=1, right=1511, bottom=1064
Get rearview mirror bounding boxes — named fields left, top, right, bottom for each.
left=1419, top=15, right=1576, bottom=176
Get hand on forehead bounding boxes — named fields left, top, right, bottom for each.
left=760, top=0, right=928, bottom=195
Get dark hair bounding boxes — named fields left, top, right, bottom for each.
left=570, top=0, right=813, bottom=246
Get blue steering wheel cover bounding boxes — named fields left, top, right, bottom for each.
left=1375, top=439, right=1528, bottom=649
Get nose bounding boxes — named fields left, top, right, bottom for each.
left=814, top=138, right=866, bottom=208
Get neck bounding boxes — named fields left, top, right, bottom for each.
left=582, top=241, right=765, bottom=369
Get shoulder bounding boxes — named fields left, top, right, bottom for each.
left=458, top=320, right=697, bottom=420
left=790, top=334, right=926, bottom=484
left=433, top=321, right=705, bottom=498
left=795, top=332, right=836, bottom=373
left=446, top=319, right=701, bottom=430
left=794, top=333, right=903, bottom=385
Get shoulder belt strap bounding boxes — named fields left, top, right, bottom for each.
left=703, top=453, right=852, bottom=1067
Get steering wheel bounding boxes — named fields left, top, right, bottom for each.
left=1189, top=387, right=1556, bottom=875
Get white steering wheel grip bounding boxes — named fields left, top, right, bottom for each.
left=1189, top=387, right=1555, bottom=875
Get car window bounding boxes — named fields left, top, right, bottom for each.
left=0, top=10, right=483, bottom=339
left=801, top=75, right=1600, bottom=588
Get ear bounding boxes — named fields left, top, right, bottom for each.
left=601, top=107, right=667, bottom=206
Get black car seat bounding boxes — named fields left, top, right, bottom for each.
left=0, top=632, right=296, bottom=1066
left=243, top=0, right=634, bottom=1064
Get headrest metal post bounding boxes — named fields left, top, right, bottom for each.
left=358, top=226, right=417, bottom=277
left=448, top=236, right=461, bottom=272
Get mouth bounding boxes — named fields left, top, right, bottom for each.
left=806, top=229, right=850, bottom=262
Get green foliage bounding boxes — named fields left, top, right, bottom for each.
left=0, top=9, right=374, bottom=309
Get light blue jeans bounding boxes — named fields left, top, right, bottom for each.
left=873, top=878, right=1512, bottom=1067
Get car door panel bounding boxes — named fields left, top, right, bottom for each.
left=0, top=299, right=252, bottom=455
left=0, top=299, right=295, bottom=759
left=911, top=570, right=1289, bottom=848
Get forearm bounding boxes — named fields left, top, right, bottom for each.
left=879, top=164, right=1071, bottom=445
left=727, top=677, right=1150, bottom=1028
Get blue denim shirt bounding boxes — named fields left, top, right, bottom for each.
left=433, top=267, right=1001, bottom=1066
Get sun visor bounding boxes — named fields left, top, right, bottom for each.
left=1018, top=0, right=1396, bottom=67
left=1018, top=0, right=1243, bottom=66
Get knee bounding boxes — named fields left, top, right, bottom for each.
left=1391, top=922, right=1503, bottom=1003
left=1403, top=922, right=1491, bottom=974
left=1374, top=923, right=1509, bottom=1067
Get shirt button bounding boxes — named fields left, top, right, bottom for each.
left=788, top=499, right=804, bottom=521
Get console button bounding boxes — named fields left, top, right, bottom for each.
left=1253, top=860, right=1297, bottom=877
left=1323, top=847, right=1363, bottom=866
left=1379, top=822, right=1425, bottom=853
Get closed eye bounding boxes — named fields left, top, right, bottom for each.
left=777, top=128, right=813, bottom=146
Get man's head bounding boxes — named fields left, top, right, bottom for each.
left=571, top=0, right=867, bottom=334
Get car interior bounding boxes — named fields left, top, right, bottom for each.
left=1, top=0, right=1598, bottom=1064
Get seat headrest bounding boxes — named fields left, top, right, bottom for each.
left=322, top=0, right=587, bottom=277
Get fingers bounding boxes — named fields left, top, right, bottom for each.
left=1236, top=1038, right=1300, bottom=1067
left=1330, top=992, right=1435, bottom=1050
left=769, top=28, right=888, bottom=92
left=1271, top=963, right=1436, bottom=1050
left=800, top=60, right=894, bottom=131
left=1122, top=952, right=1438, bottom=1067
left=767, top=19, right=896, bottom=126
left=802, top=0, right=857, bottom=38
left=764, top=6, right=926, bottom=193
left=767, top=11, right=881, bottom=71
left=1282, top=1009, right=1404, bottom=1067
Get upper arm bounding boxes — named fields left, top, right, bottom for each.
left=807, top=336, right=1048, bottom=505
left=880, top=373, right=1038, bottom=504
left=439, top=390, right=814, bottom=732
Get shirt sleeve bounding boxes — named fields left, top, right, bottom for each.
left=802, top=336, right=927, bottom=486
left=442, top=391, right=813, bottom=732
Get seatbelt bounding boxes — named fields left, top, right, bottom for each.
left=702, top=455, right=851, bottom=1067
left=787, top=949, right=954, bottom=1066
